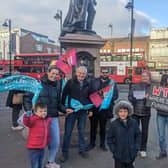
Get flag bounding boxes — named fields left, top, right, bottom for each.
left=56, top=48, right=77, bottom=74
left=0, top=75, right=43, bottom=105
left=89, top=79, right=115, bottom=110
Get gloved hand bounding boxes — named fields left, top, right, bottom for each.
left=26, top=110, right=32, bottom=117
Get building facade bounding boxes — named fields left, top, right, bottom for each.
left=0, top=28, right=59, bottom=61
left=150, top=28, right=168, bottom=69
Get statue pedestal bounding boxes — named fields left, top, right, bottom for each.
left=59, top=33, right=105, bottom=77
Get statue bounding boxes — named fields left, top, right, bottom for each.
left=62, top=0, right=97, bottom=35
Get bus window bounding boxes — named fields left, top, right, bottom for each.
left=123, top=55, right=128, bottom=61
left=116, top=55, right=122, bottom=61
left=135, top=67, right=143, bottom=75
left=110, top=67, right=116, bottom=74
left=0, top=66, right=3, bottom=71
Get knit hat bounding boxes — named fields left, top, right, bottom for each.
left=141, top=69, right=151, bottom=79
left=113, top=99, right=133, bottom=117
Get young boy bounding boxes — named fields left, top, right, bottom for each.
left=107, top=100, right=141, bottom=168
left=23, top=103, right=51, bottom=168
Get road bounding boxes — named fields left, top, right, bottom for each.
left=0, top=85, right=168, bottom=168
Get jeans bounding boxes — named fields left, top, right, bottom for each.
left=157, top=114, right=168, bottom=154
left=132, top=115, right=150, bottom=151
left=48, top=117, right=60, bottom=162
left=28, top=149, right=45, bottom=168
left=62, top=110, right=87, bottom=155
left=115, top=159, right=134, bottom=168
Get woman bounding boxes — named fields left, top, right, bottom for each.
left=155, top=75, right=168, bottom=160
left=6, top=90, right=24, bottom=130
left=128, top=70, right=151, bottom=158
left=24, top=66, right=68, bottom=168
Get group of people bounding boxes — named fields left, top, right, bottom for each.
left=5, top=66, right=168, bottom=168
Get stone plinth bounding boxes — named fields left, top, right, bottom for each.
left=60, top=33, right=105, bottom=77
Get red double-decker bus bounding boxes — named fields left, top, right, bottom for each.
left=0, top=60, right=14, bottom=77
left=100, top=51, right=146, bottom=84
left=13, top=53, right=62, bottom=79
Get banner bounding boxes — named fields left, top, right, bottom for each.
left=65, top=96, right=94, bottom=112
left=89, top=80, right=115, bottom=110
left=146, top=84, right=168, bottom=112
left=56, top=48, right=77, bottom=74
left=0, top=75, right=43, bottom=105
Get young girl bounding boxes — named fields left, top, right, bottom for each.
left=23, top=103, right=51, bottom=168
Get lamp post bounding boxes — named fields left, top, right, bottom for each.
left=125, top=0, right=134, bottom=83
left=2, top=19, right=12, bottom=75
left=54, top=10, right=63, bottom=57
left=108, top=24, right=113, bottom=38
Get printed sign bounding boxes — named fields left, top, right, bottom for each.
left=146, top=84, right=168, bottom=112
left=0, top=75, right=43, bottom=105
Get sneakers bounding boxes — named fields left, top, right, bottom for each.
left=140, top=151, right=147, bottom=158
left=45, top=162, right=60, bottom=168
left=79, top=151, right=89, bottom=159
left=85, top=144, right=95, bottom=151
left=11, top=125, right=24, bottom=131
left=156, top=152, right=167, bottom=160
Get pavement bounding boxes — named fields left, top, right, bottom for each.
left=0, top=85, right=168, bottom=168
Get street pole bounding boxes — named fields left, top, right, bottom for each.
left=54, top=10, right=63, bottom=58
left=108, top=24, right=113, bottom=38
left=125, top=0, right=134, bottom=84
left=8, top=19, right=12, bottom=76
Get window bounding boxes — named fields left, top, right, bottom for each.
left=47, top=48, right=51, bottom=53
left=53, top=49, right=57, bottom=53
left=135, top=67, right=143, bottom=75
left=35, top=44, right=43, bottom=51
left=109, top=67, right=116, bottom=74
left=0, top=65, right=3, bottom=71
left=116, top=55, right=122, bottom=61
left=14, top=66, right=45, bottom=73
left=123, top=55, right=128, bottom=61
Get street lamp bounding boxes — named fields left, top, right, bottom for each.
left=125, top=0, right=134, bottom=83
left=108, top=24, right=113, bottom=38
left=2, top=19, right=12, bottom=76
left=54, top=10, right=63, bottom=57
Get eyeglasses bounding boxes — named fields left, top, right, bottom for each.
left=101, top=72, right=108, bottom=74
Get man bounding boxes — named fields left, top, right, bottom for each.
left=86, top=68, right=118, bottom=151
left=60, top=66, right=92, bottom=162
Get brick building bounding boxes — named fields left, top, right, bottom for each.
left=100, top=36, right=150, bottom=61
left=0, top=28, right=59, bottom=61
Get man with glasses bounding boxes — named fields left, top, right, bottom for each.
left=86, top=68, right=119, bottom=151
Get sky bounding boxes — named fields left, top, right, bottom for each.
left=0, top=0, right=168, bottom=43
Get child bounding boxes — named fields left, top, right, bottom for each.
left=107, top=100, right=141, bottom=168
left=23, top=103, right=51, bottom=168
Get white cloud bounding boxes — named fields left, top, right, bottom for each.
left=0, top=0, right=156, bottom=41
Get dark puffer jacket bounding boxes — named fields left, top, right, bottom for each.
left=107, top=117, right=141, bottom=163
left=24, top=74, right=65, bottom=117
left=128, top=82, right=151, bottom=116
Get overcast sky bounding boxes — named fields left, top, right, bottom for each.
left=1, top=0, right=165, bottom=43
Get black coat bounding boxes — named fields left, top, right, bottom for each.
left=89, top=77, right=119, bottom=117
left=107, top=117, right=141, bottom=163
left=6, top=90, right=23, bottom=109
left=62, top=76, right=92, bottom=108
left=23, top=74, right=65, bottom=117
left=128, top=82, right=151, bottom=116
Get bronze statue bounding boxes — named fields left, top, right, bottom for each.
left=62, top=0, right=97, bottom=35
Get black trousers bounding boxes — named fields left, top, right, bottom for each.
left=89, top=110, right=107, bottom=146
left=12, top=105, right=21, bottom=127
left=115, top=160, right=134, bottom=168
left=132, top=115, right=150, bottom=151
